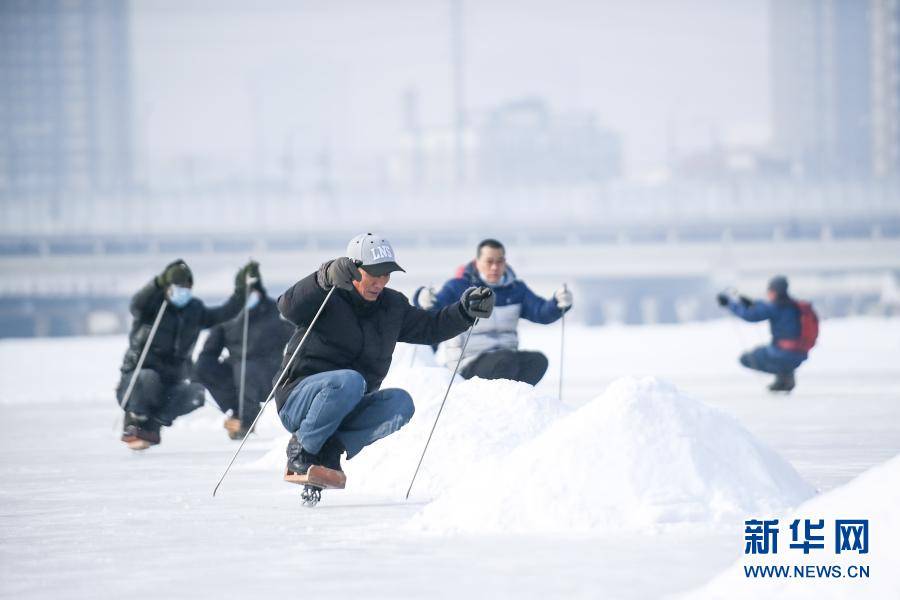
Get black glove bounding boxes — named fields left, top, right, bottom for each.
left=461, top=286, right=495, bottom=319
left=716, top=292, right=730, bottom=307
left=235, top=261, right=260, bottom=294
left=317, top=257, right=362, bottom=291
left=156, top=259, right=192, bottom=288
left=739, top=295, right=753, bottom=308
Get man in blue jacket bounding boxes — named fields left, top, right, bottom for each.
left=717, top=275, right=808, bottom=392
left=415, top=238, right=572, bottom=385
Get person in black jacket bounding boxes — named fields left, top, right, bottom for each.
left=193, top=267, right=294, bottom=439
left=117, top=259, right=258, bottom=448
left=275, top=233, right=495, bottom=477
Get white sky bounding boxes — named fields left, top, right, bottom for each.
left=132, top=0, right=770, bottom=180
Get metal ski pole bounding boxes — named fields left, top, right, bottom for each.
left=115, top=299, right=168, bottom=431
left=405, top=318, right=479, bottom=500
left=237, top=270, right=257, bottom=426
left=213, top=285, right=336, bottom=497
left=723, top=287, right=751, bottom=349
left=558, top=283, right=567, bottom=403
left=729, top=318, right=749, bottom=349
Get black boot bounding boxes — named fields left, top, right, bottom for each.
left=319, top=436, right=345, bottom=473
left=768, top=372, right=796, bottom=393
left=121, top=412, right=161, bottom=446
left=285, top=434, right=322, bottom=475
left=122, top=411, right=142, bottom=431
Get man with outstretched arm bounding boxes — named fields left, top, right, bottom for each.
left=117, top=259, right=258, bottom=449
left=717, top=275, right=816, bottom=392
left=193, top=264, right=294, bottom=440
left=414, top=238, right=571, bottom=385
left=274, top=233, right=494, bottom=488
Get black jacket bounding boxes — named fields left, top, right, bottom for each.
left=198, top=295, right=294, bottom=365
left=120, top=279, right=244, bottom=382
left=274, top=272, right=473, bottom=411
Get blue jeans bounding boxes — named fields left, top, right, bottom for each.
left=278, top=369, right=415, bottom=459
left=740, top=344, right=807, bottom=376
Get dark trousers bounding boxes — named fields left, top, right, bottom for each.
left=192, top=356, right=280, bottom=426
left=739, top=344, right=806, bottom=376
left=116, top=369, right=205, bottom=427
left=459, top=349, right=549, bottom=385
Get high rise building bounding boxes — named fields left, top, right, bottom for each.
left=770, top=0, right=873, bottom=179
left=871, top=0, right=900, bottom=177
left=0, top=0, right=132, bottom=198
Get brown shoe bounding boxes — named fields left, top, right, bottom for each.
left=121, top=425, right=161, bottom=449
left=223, top=418, right=249, bottom=440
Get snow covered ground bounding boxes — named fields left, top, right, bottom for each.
left=1, top=316, right=898, bottom=599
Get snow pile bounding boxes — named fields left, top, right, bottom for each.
left=414, top=376, right=815, bottom=535
left=250, top=362, right=568, bottom=499
left=686, top=453, right=900, bottom=600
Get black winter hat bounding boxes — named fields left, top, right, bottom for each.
left=251, top=269, right=266, bottom=295
left=166, top=261, right=193, bottom=286
left=767, top=275, right=789, bottom=297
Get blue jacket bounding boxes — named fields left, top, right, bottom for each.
left=727, top=297, right=803, bottom=349
left=416, top=261, right=565, bottom=368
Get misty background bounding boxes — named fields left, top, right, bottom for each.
left=1, top=0, right=898, bottom=337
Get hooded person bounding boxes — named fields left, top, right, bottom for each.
left=413, top=238, right=572, bottom=385
left=116, top=259, right=258, bottom=449
left=274, top=233, right=494, bottom=483
left=717, top=275, right=812, bottom=392
left=192, top=264, right=295, bottom=439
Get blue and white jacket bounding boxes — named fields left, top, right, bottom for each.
left=415, top=261, right=566, bottom=369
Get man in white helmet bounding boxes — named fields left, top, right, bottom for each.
left=274, top=233, right=495, bottom=484
left=415, top=238, right=571, bottom=385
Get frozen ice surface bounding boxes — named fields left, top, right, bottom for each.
left=0, top=317, right=898, bottom=598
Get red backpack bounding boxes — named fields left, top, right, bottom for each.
left=778, top=301, right=819, bottom=353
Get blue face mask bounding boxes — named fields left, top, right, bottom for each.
left=246, top=290, right=261, bottom=310
left=168, top=285, right=193, bottom=308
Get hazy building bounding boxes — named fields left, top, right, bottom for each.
left=871, top=0, right=900, bottom=178
left=477, top=98, right=621, bottom=187
left=0, top=0, right=132, bottom=198
left=770, top=0, right=872, bottom=179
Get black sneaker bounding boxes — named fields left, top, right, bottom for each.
left=123, top=411, right=145, bottom=429
left=285, top=434, right=322, bottom=475
left=768, top=372, right=796, bottom=393
left=121, top=424, right=161, bottom=446
left=121, top=412, right=161, bottom=445
left=319, top=436, right=345, bottom=473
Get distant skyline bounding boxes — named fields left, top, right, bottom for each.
left=132, top=0, right=770, bottom=182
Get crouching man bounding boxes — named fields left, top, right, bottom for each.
left=274, top=233, right=494, bottom=494
left=193, top=264, right=294, bottom=439
left=717, top=275, right=816, bottom=392
left=117, top=259, right=256, bottom=449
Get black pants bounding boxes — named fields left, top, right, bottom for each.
left=192, top=356, right=280, bottom=426
left=116, top=369, right=205, bottom=427
left=459, top=349, right=549, bottom=385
